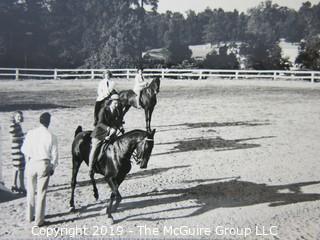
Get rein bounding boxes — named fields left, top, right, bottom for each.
left=132, top=137, right=153, bottom=164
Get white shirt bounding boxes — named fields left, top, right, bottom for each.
left=133, top=74, right=147, bottom=94
left=97, top=78, right=115, bottom=101
left=22, top=125, right=58, bottom=169
left=0, top=126, right=2, bottom=183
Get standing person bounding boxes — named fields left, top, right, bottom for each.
left=89, top=94, right=124, bottom=175
left=9, top=111, right=26, bottom=194
left=0, top=125, right=3, bottom=187
left=94, top=70, right=115, bottom=126
left=133, top=67, right=148, bottom=108
left=21, top=112, right=58, bottom=227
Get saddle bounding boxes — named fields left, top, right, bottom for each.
left=94, top=135, right=117, bottom=165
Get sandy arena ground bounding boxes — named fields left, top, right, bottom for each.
left=0, top=78, right=320, bottom=239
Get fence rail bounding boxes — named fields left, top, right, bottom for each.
left=0, top=68, right=320, bottom=82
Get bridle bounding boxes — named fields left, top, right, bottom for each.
left=132, top=137, right=154, bottom=164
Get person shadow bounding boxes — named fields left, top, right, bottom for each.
left=45, top=178, right=320, bottom=225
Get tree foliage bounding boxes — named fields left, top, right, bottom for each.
left=1, top=0, right=320, bottom=69
left=163, top=13, right=192, bottom=65
left=202, top=46, right=239, bottom=69
left=296, top=36, right=320, bottom=70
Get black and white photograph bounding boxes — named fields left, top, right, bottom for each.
left=1, top=0, right=320, bottom=239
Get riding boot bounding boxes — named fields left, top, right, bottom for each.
left=89, top=138, right=100, bottom=176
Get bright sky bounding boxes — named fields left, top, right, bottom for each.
left=157, top=0, right=320, bottom=13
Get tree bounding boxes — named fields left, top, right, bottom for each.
left=48, top=0, right=89, bottom=67
left=0, top=0, right=51, bottom=67
left=203, top=9, right=242, bottom=44
left=280, top=9, right=305, bottom=42
left=184, top=10, right=202, bottom=45
left=202, top=45, right=239, bottom=69
left=298, top=1, right=320, bottom=39
left=296, top=36, right=320, bottom=70
left=163, top=13, right=192, bottom=65
left=0, top=0, right=21, bottom=66
left=240, top=35, right=290, bottom=70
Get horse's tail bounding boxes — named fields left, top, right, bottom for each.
left=74, top=125, right=83, bottom=138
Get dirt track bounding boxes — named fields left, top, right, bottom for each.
left=1, top=79, right=320, bottom=239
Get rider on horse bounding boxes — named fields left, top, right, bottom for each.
left=94, top=70, right=115, bottom=126
left=89, top=94, right=124, bottom=175
left=133, top=67, right=148, bottom=109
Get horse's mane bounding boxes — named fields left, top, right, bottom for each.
left=116, top=129, right=148, bottom=141
left=150, top=77, right=160, bottom=87
left=143, top=77, right=160, bottom=94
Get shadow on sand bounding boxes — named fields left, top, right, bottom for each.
left=0, top=103, right=72, bottom=112
left=156, top=120, right=270, bottom=133
left=45, top=178, right=320, bottom=225
left=155, top=136, right=274, bottom=156
left=0, top=187, right=25, bottom=203
left=47, top=165, right=191, bottom=193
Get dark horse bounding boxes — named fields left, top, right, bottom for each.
left=70, top=126, right=156, bottom=222
left=99, top=77, right=160, bottom=132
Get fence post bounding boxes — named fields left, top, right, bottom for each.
left=91, top=70, right=95, bottom=80
left=290, top=71, right=295, bottom=80
left=127, top=69, right=130, bottom=79
left=235, top=71, right=239, bottom=80
left=273, top=71, right=277, bottom=80
left=53, top=69, right=57, bottom=80
left=199, top=70, right=203, bottom=80
left=15, top=68, right=19, bottom=80
left=161, top=69, right=165, bottom=79
left=311, top=72, right=315, bottom=83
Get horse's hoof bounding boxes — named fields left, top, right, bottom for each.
left=94, top=193, right=99, bottom=200
left=106, top=217, right=114, bottom=225
left=99, top=208, right=106, bottom=215
left=69, top=206, right=76, bottom=212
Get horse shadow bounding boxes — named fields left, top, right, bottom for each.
left=114, top=179, right=320, bottom=222
left=154, top=136, right=274, bottom=156
left=47, top=165, right=191, bottom=193
left=156, top=120, right=270, bottom=133
left=45, top=178, right=320, bottom=225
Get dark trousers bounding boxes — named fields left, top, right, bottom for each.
left=94, top=100, right=104, bottom=126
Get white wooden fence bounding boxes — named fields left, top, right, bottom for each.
left=0, top=68, right=320, bottom=82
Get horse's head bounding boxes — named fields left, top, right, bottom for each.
left=150, top=77, right=160, bottom=94
left=135, top=129, right=156, bottom=169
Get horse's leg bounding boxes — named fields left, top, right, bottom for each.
left=147, top=106, right=154, bottom=132
left=111, top=174, right=126, bottom=212
left=145, top=107, right=154, bottom=132
left=105, top=177, right=120, bottom=223
left=90, top=171, right=99, bottom=201
left=69, top=155, right=82, bottom=211
left=144, top=109, right=150, bottom=132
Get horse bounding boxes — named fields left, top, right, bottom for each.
left=98, top=77, right=160, bottom=132
left=70, top=126, right=156, bottom=223
left=120, top=77, right=160, bottom=132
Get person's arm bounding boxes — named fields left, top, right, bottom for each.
left=21, top=132, right=31, bottom=162
left=108, top=81, right=115, bottom=94
left=9, top=122, right=16, bottom=135
left=51, top=135, right=59, bottom=170
left=97, top=106, right=107, bottom=125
